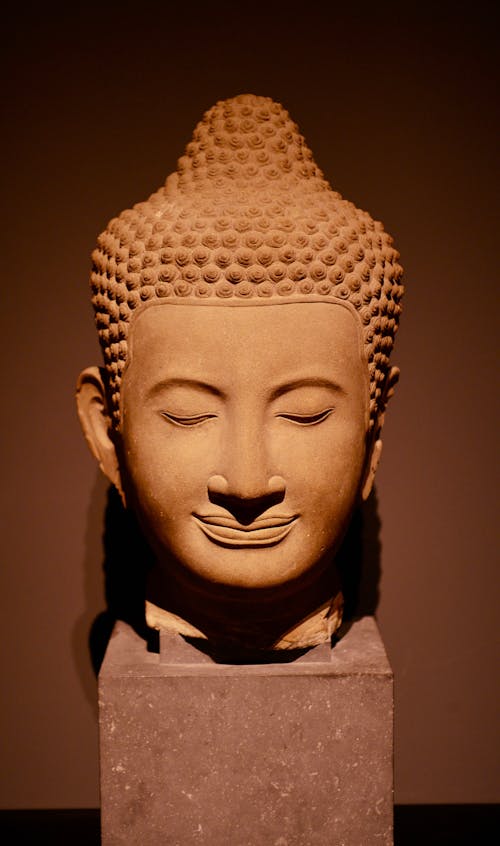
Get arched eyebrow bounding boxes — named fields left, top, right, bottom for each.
left=146, top=378, right=225, bottom=401
left=270, top=378, right=346, bottom=401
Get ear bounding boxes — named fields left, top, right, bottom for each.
left=76, top=366, right=125, bottom=502
left=360, top=366, right=400, bottom=502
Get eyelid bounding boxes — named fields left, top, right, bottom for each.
left=161, top=411, right=218, bottom=427
left=276, top=408, right=335, bottom=426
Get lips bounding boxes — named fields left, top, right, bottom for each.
left=193, top=513, right=298, bottom=547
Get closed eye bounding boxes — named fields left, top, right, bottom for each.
left=161, top=412, right=218, bottom=427
left=276, top=408, right=335, bottom=426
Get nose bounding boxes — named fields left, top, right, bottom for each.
left=207, top=474, right=286, bottom=524
left=207, top=430, right=286, bottom=523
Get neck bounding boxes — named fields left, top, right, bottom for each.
left=145, top=554, right=344, bottom=652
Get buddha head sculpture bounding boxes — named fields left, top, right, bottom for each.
left=77, top=94, right=403, bottom=653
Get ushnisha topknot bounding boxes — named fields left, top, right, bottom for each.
left=91, top=94, right=404, bottom=427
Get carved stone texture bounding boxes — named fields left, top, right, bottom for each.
left=77, top=95, right=404, bottom=651
left=99, top=617, right=393, bottom=846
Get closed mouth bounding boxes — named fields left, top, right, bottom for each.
left=193, top=514, right=298, bottom=548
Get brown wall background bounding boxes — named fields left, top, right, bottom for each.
left=1, top=1, right=498, bottom=808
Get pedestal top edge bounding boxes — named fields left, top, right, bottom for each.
left=99, top=617, right=393, bottom=678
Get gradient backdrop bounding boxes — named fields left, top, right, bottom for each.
left=1, top=1, right=498, bottom=808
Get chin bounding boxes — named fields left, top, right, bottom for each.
left=173, top=541, right=328, bottom=594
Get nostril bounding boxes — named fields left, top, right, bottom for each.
left=268, top=475, right=286, bottom=495
left=207, top=474, right=229, bottom=496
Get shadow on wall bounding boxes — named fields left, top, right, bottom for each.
left=88, top=487, right=153, bottom=675
left=71, top=472, right=109, bottom=715
left=76, top=482, right=383, bottom=684
left=337, top=487, right=382, bottom=620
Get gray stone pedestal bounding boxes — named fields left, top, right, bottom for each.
left=99, top=617, right=393, bottom=845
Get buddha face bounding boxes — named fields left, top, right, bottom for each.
left=113, top=301, right=372, bottom=594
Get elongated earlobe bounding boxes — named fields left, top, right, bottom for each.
left=361, top=438, right=382, bottom=502
left=76, top=366, right=125, bottom=502
left=360, top=366, right=400, bottom=502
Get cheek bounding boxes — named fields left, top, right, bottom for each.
left=277, top=421, right=367, bottom=500
left=121, top=419, right=215, bottom=514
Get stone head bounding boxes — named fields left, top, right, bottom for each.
left=77, top=94, right=403, bottom=651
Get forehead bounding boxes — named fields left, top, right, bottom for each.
left=124, top=300, right=367, bottom=393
